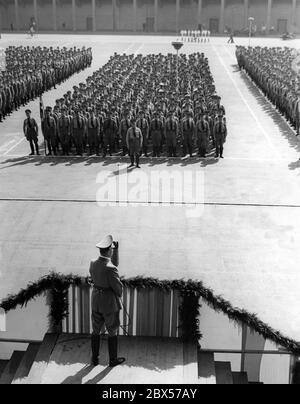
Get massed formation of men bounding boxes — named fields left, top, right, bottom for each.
left=236, top=46, right=300, bottom=135
left=40, top=52, right=227, bottom=160
left=180, top=30, right=211, bottom=43
left=0, top=45, right=92, bottom=122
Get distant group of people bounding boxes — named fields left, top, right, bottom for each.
left=0, top=46, right=92, bottom=122
left=23, top=51, right=227, bottom=163
left=180, top=29, right=211, bottom=43
left=236, top=46, right=300, bottom=136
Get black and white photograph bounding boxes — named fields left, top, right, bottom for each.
left=0, top=0, right=300, bottom=387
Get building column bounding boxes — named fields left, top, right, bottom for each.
left=291, top=0, right=297, bottom=29
left=154, top=0, right=158, bottom=33
left=220, top=0, right=225, bottom=34
left=266, top=0, right=272, bottom=33
left=244, top=0, right=249, bottom=28
left=198, top=0, right=202, bottom=29
left=133, top=0, right=137, bottom=32
left=52, top=0, right=57, bottom=31
left=72, top=0, right=76, bottom=31
left=176, top=0, right=180, bottom=34
left=92, top=0, right=96, bottom=32
left=33, top=0, right=38, bottom=29
left=112, top=0, right=117, bottom=31
left=15, top=0, right=20, bottom=30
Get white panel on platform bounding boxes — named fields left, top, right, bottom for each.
left=0, top=295, right=49, bottom=360
left=214, top=353, right=242, bottom=372
left=199, top=298, right=243, bottom=350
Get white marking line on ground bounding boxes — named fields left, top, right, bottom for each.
left=223, top=44, right=237, bottom=63
left=212, top=44, right=280, bottom=159
left=2, top=138, right=25, bottom=156
left=0, top=154, right=287, bottom=162
left=123, top=43, right=135, bottom=53
left=134, top=44, right=144, bottom=56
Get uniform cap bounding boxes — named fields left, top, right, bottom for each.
left=96, top=235, right=113, bottom=249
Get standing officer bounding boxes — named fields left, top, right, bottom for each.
left=23, top=109, right=39, bottom=156
left=89, top=235, right=126, bottom=368
left=214, top=113, right=227, bottom=158
left=119, top=112, right=131, bottom=156
left=41, top=106, right=57, bottom=156
left=126, top=118, right=143, bottom=168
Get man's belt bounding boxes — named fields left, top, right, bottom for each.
left=93, top=285, right=112, bottom=293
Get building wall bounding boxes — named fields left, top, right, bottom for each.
left=157, top=0, right=176, bottom=32
left=18, top=0, right=34, bottom=30
left=271, top=0, right=292, bottom=32
left=95, top=0, right=113, bottom=31
left=116, top=0, right=133, bottom=31
left=37, top=0, right=53, bottom=31
left=136, top=0, right=154, bottom=32
left=224, top=0, right=245, bottom=31
left=202, top=0, right=222, bottom=31
left=75, top=0, right=92, bottom=31
left=178, top=0, right=198, bottom=29
left=56, top=0, right=73, bottom=31
left=0, top=0, right=16, bottom=30
left=0, top=0, right=299, bottom=33
left=248, top=0, right=268, bottom=31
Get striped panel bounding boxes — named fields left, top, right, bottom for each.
left=63, top=285, right=183, bottom=338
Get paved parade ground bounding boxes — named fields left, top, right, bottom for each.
left=1, top=34, right=300, bottom=341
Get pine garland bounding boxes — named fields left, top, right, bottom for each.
left=1, top=272, right=299, bottom=353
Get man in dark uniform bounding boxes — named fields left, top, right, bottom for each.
left=150, top=111, right=164, bottom=158
left=23, top=109, right=39, bottom=156
left=165, top=111, right=178, bottom=157
left=136, top=110, right=149, bottom=157
left=181, top=111, right=195, bottom=157
left=196, top=113, right=210, bottom=157
left=87, top=108, right=101, bottom=156
left=57, top=107, right=71, bottom=156
left=103, top=111, right=118, bottom=157
left=42, top=106, right=57, bottom=156
left=89, top=235, right=126, bottom=368
left=214, top=113, right=227, bottom=158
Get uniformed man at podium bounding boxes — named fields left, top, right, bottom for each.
left=89, top=235, right=126, bottom=367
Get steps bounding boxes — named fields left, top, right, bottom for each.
left=12, top=343, right=41, bottom=384
left=0, top=333, right=257, bottom=384
left=0, top=360, right=9, bottom=378
left=25, top=333, right=59, bottom=384
left=232, top=371, right=249, bottom=385
left=0, top=351, right=25, bottom=384
left=198, top=352, right=216, bottom=384
left=215, top=361, right=234, bottom=384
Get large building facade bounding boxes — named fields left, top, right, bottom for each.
left=0, top=0, right=299, bottom=34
